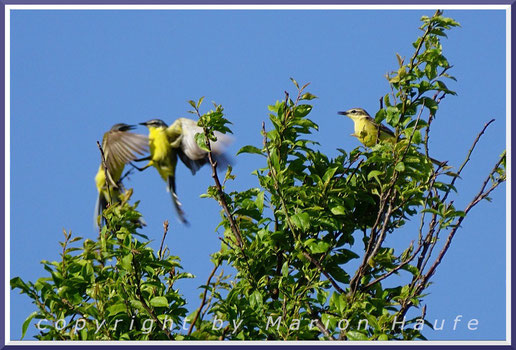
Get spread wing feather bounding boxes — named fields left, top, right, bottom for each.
left=102, top=129, right=149, bottom=183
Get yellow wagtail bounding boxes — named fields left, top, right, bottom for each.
left=338, top=108, right=446, bottom=167
left=137, top=118, right=231, bottom=224
left=94, top=123, right=149, bottom=227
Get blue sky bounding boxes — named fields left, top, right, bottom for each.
left=9, top=8, right=507, bottom=341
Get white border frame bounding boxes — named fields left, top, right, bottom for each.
left=4, top=4, right=511, bottom=346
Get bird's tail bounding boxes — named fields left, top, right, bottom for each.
left=94, top=192, right=108, bottom=229
left=167, top=175, right=189, bottom=225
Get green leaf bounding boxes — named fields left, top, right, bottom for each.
left=291, top=212, right=310, bottom=232
left=249, top=290, right=263, bottom=309
left=307, top=240, right=331, bottom=254
left=21, top=311, right=38, bottom=340
left=196, top=96, right=205, bottom=109
left=395, top=162, right=405, bottom=172
left=347, top=330, right=369, bottom=340
left=293, top=105, right=312, bottom=119
left=330, top=205, right=346, bottom=216
left=120, top=253, right=133, bottom=271
left=412, top=130, right=422, bottom=144
left=150, top=296, right=169, bottom=307
left=10, top=277, right=29, bottom=292
left=237, top=145, right=264, bottom=156
left=290, top=77, right=299, bottom=89
left=129, top=299, right=145, bottom=311
left=322, top=167, right=338, bottom=184
left=107, top=303, right=127, bottom=316
left=378, top=334, right=389, bottom=340
left=255, top=191, right=265, bottom=212
left=326, top=265, right=350, bottom=284
left=194, top=133, right=210, bottom=152
left=300, top=92, right=318, bottom=100
left=367, top=170, right=384, bottom=183
left=188, top=100, right=197, bottom=109
left=375, top=109, right=386, bottom=123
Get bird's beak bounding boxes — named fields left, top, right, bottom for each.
left=126, top=124, right=137, bottom=130
left=337, top=111, right=349, bottom=116
left=139, top=122, right=148, bottom=126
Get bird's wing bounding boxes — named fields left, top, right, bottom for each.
left=165, top=118, right=183, bottom=144
left=103, top=130, right=149, bottom=176
left=174, top=118, right=232, bottom=174
left=366, top=116, right=396, bottom=138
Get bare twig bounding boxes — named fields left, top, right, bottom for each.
left=368, top=202, right=394, bottom=263
left=423, top=91, right=446, bottom=158
left=442, top=119, right=495, bottom=203
left=301, top=251, right=345, bottom=294
left=349, top=184, right=396, bottom=294
left=96, top=141, right=113, bottom=206
left=158, top=220, right=169, bottom=259
left=344, top=159, right=364, bottom=185
left=199, top=123, right=244, bottom=248
left=398, top=153, right=505, bottom=318
left=363, top=242, right=423, bottom=290
left=187, top=263, right=220, bottom=336
left=314, top=318, right=334, bottom=340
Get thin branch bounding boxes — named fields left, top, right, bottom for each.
left=363, top=241, right=423, bottom=290
left=398, top=153, right=505, bottom=318
left=344, top=159, right=364, bottom=185
left=349, top=184, right=396, bottom=294
left=301, top=251, right=345, bottom=294
left=158, top=220, right=169, bottom=259
left=194, top=115, right=244, bottom=248
left=442, top=118, right=495, bottom=203
left=187, top=263, right=220, bottom=336
left=367, top=202, right=394, bottom=263
left=96, top=141, right=113, bottom=206
left=314, top=318, right=334, bottom=340
left=423, top=91, right=446, bottom=158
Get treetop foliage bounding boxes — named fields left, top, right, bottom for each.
left=11, top=10, right=505, bottom=341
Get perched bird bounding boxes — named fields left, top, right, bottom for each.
left=94, top=123, right=149, bottom=228
left=138, top=118, right=231, bottom=224
left=338, top=108, right=446, bottom=167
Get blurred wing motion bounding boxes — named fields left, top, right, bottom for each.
left=94, top=123, right=149, bottom=228
left=167, top=117, right=232, bottom=175
left=141, top=117, right=233, bottom=225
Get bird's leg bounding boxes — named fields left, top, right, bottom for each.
left=130, top=162, right=152, bottom=172
left=133, top=156, right=151, bottom=162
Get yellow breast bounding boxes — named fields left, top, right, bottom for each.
left=149, top=127, right=171, bottom=162
left=95, top=165, right=106, bottom=192
left=354, top=117, right=380, bottom=147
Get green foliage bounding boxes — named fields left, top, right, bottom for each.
left=11, top=11, right=505, bottom=341
left=184, top=11, right=503, bottom=341
left=11, top=193, right=191, bottom=340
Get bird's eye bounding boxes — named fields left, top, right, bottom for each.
left=351, top=109, right=356, bottom=113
